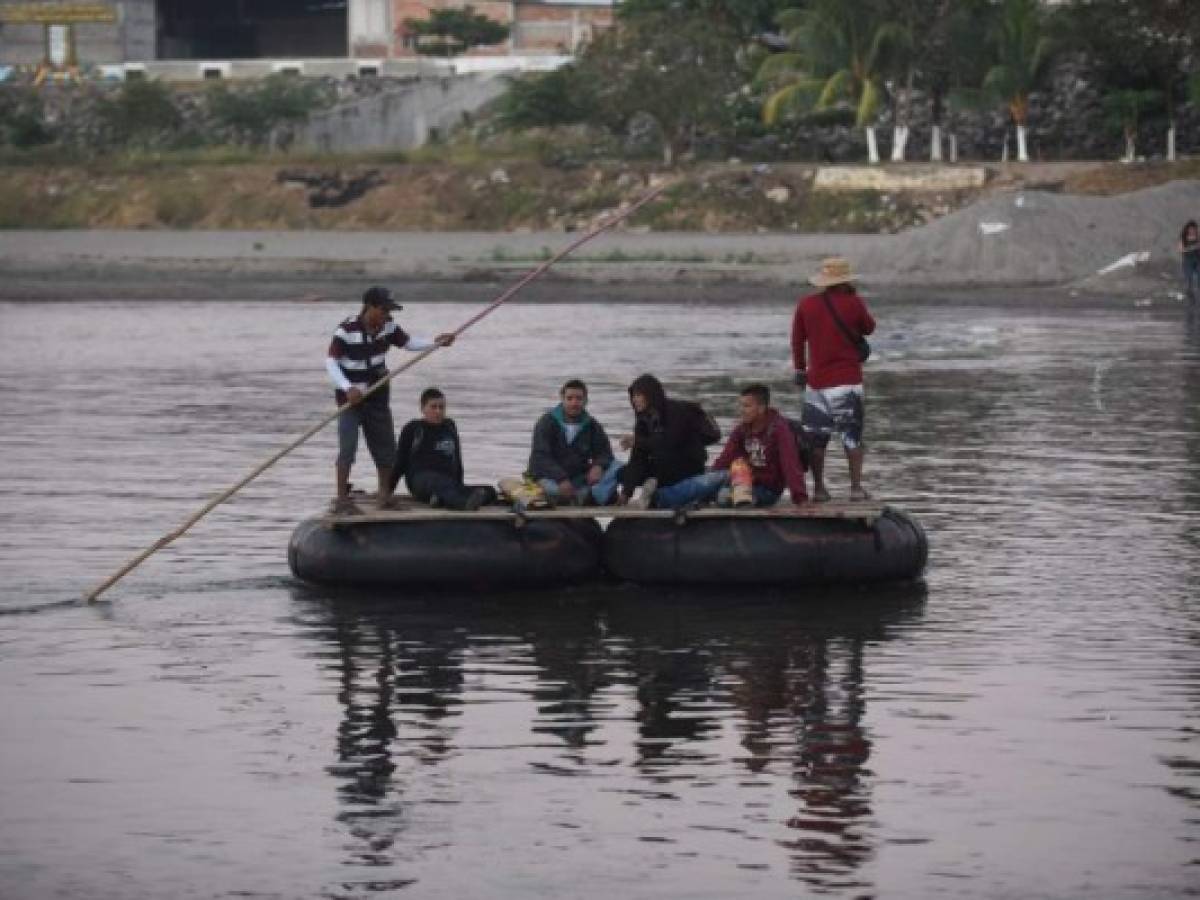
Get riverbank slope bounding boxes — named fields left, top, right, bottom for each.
left=2, top=177, right=1197, bottom=305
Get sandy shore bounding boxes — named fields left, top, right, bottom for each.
left=1, top=180, right=1196, bottom=305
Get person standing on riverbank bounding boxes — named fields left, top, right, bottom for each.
left=791, top=258, right=876, bottom=502
left=1181, top=221, right=1199, bottom=307
left=326, top=286, right=454, bottom=513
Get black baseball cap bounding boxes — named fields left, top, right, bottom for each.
left=362, top=286, right=402, bottom=311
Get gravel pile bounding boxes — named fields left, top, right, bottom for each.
left=861, top=180, right=1200, bottom=289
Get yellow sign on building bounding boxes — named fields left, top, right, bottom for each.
left=0, top=2, right=117, bottom=24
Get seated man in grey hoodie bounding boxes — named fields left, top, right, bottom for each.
left=528, top=379, right=623, bottom=506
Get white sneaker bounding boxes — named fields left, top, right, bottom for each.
left=628, top=478, right=658, bottom=510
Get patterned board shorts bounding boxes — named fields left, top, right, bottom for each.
left=801, top=384, right=865, bottom=450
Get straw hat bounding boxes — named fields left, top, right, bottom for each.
left=808, top=257, right=856, bottom=287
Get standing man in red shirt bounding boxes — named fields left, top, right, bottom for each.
left=791, top=258, right=877, bottom=502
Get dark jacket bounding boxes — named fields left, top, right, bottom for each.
left=620, top=375, right=720, bottom=492
left=389, top=418, right=463, bottom=493
left=527, top=405, right=615, bottom=482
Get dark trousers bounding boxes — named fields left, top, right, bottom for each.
left=408, top=471, right=496, bottom=510
left=1185, top=256, right=1200, bottom=305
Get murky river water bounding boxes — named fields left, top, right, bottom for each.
left=0, top=296, right=1197, bottom=898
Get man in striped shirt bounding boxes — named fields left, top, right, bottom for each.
left=326, top=286, right=455, bottom=513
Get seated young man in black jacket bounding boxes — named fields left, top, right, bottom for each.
left=528, top=379, right=623, bottom=506
left=389, top=388, right=496, bottom=511
left=619, top=373, right=722, bottom=509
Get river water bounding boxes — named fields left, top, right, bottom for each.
left=0, top=296, right=1197, bottom=899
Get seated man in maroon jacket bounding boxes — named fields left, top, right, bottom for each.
left=652, top=383, right=807, bottom=508
left=711, top=383, right=808, bottom=506
left=791, top=257, right=877, bottom=502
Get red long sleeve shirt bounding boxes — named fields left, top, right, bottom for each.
left=713, top=409, right=807, bottom=500
left=791, top=288, right=876, bottom=390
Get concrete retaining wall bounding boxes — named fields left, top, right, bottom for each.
left=814, top=166, right=988, bottom=192
left=296, top=72, right=508, bottom=151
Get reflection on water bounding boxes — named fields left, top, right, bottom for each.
left=0, top=298, right=1198, bottom=897
left=295, top=585, right=925, bottom=894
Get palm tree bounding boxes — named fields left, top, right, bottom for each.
left=920, top=0, right=992, bottom=162
left=981, top=0, right=1054, bottom=163
left=757, top=0, right=906, bottom=164
left=1103, top=88, right=1162, bottom=162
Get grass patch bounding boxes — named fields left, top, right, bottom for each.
left=154, top=186, right=209, bottom=227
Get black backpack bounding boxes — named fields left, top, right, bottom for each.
left=773, top=415, right=812, bottom=470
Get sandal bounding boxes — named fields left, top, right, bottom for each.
left=813, top=487, right=832, bottom=503
left=849, top=487, right=871, bottom=502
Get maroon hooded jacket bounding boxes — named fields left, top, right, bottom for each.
left=713, top=408, right=807, bottom=500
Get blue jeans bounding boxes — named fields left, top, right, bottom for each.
left=1184, top=256, right=1200, bottom=305
left=654, top=471, right=782, bottom=509
left=748, top=485, right=783, bottom=506
left=654, top=471, right=728, bottom=508
left=539, top=460, right=624, bottom=505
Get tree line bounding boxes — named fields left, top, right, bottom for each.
left=496, top=0, right=1200, bottom=164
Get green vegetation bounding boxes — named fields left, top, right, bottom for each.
left=206, top=74, right=328, bottom=148
left=981, top=0, right=1054, bottom=161
left=495, top=67, right=595, bottom=131
left=96, top=79, right=182, bottom=149
left=495, top=0, right=1200, bottom=165
left=0, top=87, right=53, bottom=149
left=757, top=0, right=909, bottom=163
left=404, top=5, right=509, bottom=57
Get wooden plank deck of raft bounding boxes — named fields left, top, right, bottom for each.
left=322, top=500, right=886, bottom=526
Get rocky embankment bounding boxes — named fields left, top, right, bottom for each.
left=1, top=165, right=1197, bottom=305
left=0, top=181, right=1196, bottom=305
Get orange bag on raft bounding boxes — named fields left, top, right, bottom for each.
left=729, top=459, right=753, bottom=507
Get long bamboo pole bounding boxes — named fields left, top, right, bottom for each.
left=83, top=180, right=673, bottom=603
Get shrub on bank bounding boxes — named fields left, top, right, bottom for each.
left=96, top=79, right=184, bottom=150
left=0, top=74, right=336, bottom=156
left=206, top=74, right=329, bottom=149
left=0, top=87, right=54, bottom=149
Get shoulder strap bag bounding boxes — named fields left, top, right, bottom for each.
left=821, top=290, right=871, bottom=362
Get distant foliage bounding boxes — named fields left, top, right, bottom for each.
left=97, top=79, right=181, bottom=148
left=496, top=67, right=596, bottom=130
left=0, top=88, right=54, bottom=148
left=617, top=0, right=793, bottom=40
left=404, top=6, right=509, bottom=57
left=576, top=12, right=747, bottom=163
left=206, top=74, right=325, bottom=148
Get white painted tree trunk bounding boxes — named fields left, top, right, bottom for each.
left=949, top=132, right=958, bottom=163
left=1001, top=131, right=1009, bottom=162
left=1016, top=124, right=1029, bottom=162
left=1167, top=124, right=1176, bottom=161
left=1123, top=132, right=1135, bottom=163
left=930, top=124, right=943, bottom=162
left=866, top=126, right=880, bottom=164
left=890, top=125, right=909, bottom=162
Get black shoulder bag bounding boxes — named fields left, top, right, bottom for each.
left=822, top=290, right=871, bottom=362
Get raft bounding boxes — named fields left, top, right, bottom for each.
left=289, top=511, right=604, bottom=588
left=288, top=501, right=926, bottom=589
left=603, top=505, right=927, bottom=586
